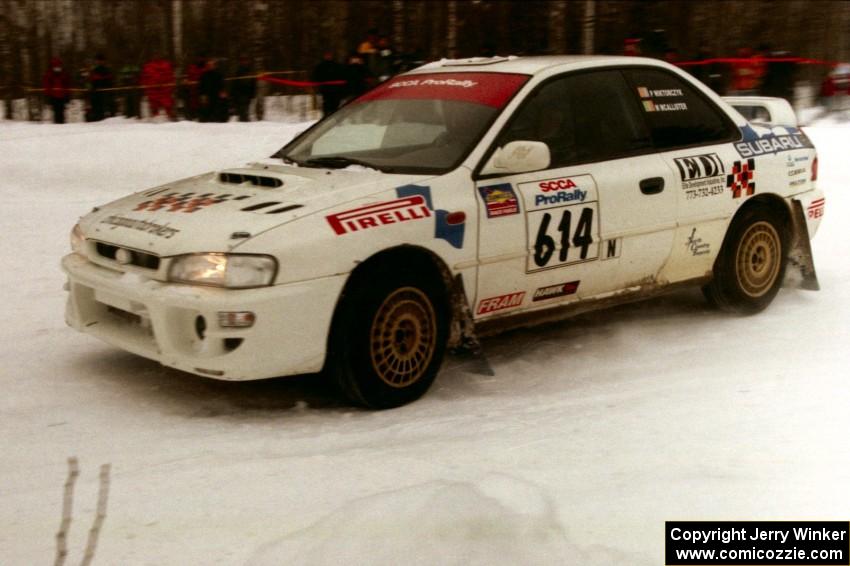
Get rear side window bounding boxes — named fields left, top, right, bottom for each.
left=622, top=68, right=736, bottom=149
left=495, top=69, right=652, bottom=168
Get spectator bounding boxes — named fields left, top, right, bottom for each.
left=141, top=54, right=175, bottom=120
left=730, top=47, right=765, bottom=95
left=184, top=55, right=206, bottom=120
left=312, top=51, right=347, bottom=117
left=88, top=53, right=114, bottom=122
left=344, top=52, right=374, bottom=102
left=760, top=49, right=796, bottom=101
left=199, top=58, right=227, bottom=122
left=375, top=35, right=397, bottom=82
left=230, top=56, right=256, bottom=122
left=357, top=28, right=380, bottom=76
left=42, top=57, right=72, bottom=124
left=118, top=62, right=141, bottom=118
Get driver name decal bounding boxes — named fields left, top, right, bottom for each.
left=326, top=196, right=431, bottom=235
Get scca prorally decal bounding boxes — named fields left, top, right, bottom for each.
left=807, top=198, right=824, bottom=220
left=396, top=184, right=465, bottom=249
left=532, top=281, right=580, bottom=302
left=134, top=192, right=249, bottom=213
left=532, top=177, right=588, bottom=208
left=674, top=153, right=726, bottom=200
left=735, top=124, right=813, bottom=158
left=477, top=291, right=525, bottom=315
left=727, top=159, right=755, bottom=199
left=100, top=215, right=180, bottom=238
left=326, top=195, right=431, bottom=235
left=478, top=183, right=519, bottom=218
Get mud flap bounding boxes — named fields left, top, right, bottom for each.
left=785, top=199, right=820, bottom=291
left=448, top=275, right=495, bottom=376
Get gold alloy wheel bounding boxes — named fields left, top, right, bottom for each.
left=369, top=286, right=437, bottom=388
left=735, top=221, right=782, bottom=298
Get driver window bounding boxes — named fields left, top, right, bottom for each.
left=496, top=69, right=651, bottom=168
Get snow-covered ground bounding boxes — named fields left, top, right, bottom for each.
left=1, top=116, right=848, bottom=565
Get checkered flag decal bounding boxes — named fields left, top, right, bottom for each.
left=726, top=159, right=756, bottom=199
left=134, top=192, right=250, bottom=213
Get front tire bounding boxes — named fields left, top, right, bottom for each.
left=328, top=263, right=449, bottom=409
left=703, top=208, right=788, bottom=314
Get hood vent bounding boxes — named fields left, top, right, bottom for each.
left=219, top=172, right=283, bottom=188
left=241, top=202, right=303, bottom=214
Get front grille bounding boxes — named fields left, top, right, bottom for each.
left=95, top=242, right=160, bottom=270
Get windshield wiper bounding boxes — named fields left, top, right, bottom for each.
left=303, top=156, right=385, bottom=171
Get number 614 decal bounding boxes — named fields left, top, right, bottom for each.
left=527, top=203, right=599, bottom=272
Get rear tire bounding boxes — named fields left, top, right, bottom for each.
left=703, top=207, right=788, bottom=314
left=328, top=262, right=449, bottom=409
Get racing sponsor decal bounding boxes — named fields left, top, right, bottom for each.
left=807, top=198, right=824, bottom=219
left=673, top=153, right=726, bottom=200
left=396, top=184, right=466, bottom=249
left=477, top=291, right=525, bottom=315
left=520, top=175, right=592, bottom=210
left=100, top=215, right=180, bottom=238
left=735, top=124, right=813, bottom=158
left=532, top=281, right=580, bottom=302
left=726, top=159, right=756, bottom=199
left=326, top=195, right=431, bottom=235
left=789, top=178, right=807, bottom=188
left=788, top=167, right=806, bottom=177
left=354, top=72, right=530, bottom=108
left=133, top=192, right=249, bottom=213
left=519, top=175, right=599, bottom=273
left=478, top=183, right=520, bottom=218
left=685, top=228, right=710, bottom=256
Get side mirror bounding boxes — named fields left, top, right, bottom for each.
left=480, top=140, right=551, bottom=176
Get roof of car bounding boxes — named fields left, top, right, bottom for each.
left=409, top=55, right=673, bottom=76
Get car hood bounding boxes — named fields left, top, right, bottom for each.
left=80, top=162, right=434, bottom=256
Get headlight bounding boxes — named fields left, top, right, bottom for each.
left=70, top=223, right=85, bottom=254
left=168, top=253, right=277, bottom=288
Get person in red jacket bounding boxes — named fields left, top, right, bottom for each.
left=141, top=54, right=175, bottom=120
left=42, top=57, right=72, bottom=124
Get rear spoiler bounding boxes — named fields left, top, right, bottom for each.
left=722, top=96, right=798, bottom=127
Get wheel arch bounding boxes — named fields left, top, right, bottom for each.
left=325, top=245, right=472, bottom=369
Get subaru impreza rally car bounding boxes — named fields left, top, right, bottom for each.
left=63, top=56, right=824, bottom=408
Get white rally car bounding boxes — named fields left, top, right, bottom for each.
left=63, top=56, right=824, bottom=408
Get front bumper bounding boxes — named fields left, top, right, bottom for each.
left=62, top=253, right=346, bottom=380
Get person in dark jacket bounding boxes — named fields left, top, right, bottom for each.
left=42, top=57, right=72, bottom=124
left=199, top=58, right=227, bottom=122
left=88, top=53, right=114, bottom=121
left=344, top=52, right=374, bottom=103
left=230, top=56, right=256, bottom=122
left=312, top=51, right=347, bottom=117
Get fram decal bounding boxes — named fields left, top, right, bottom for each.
left=807, top=198, right=824, bottom=219
left=735, top=124, right=813, bottom=158
left=326, top=196, right=431, bottom=235
left=478, top=183, right=519, bottom=218
left=477, top=291, right=525, bottom=315
left=532, top=281, right=580, bottom=302
left=727, top=159, right=756, bottom=199
left=133, top=192, right=247, bottom=213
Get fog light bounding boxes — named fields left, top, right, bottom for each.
left=218, top=311, right=255, bottom=328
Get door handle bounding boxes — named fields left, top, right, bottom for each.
left=639, top=177, right=665, bottom=195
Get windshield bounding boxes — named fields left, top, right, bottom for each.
left=278, top=72, right=530, bottom=174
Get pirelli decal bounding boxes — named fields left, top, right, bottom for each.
left=326, top=196, right=431, bottom=235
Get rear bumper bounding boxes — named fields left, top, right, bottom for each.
left=62, top=253, right=346, bottom=380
